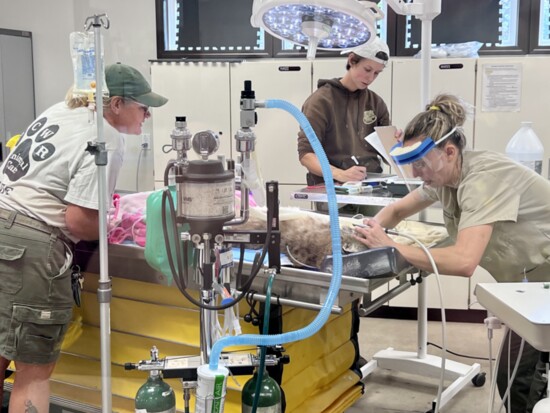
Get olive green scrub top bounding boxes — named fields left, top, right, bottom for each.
left=420, top=150, right=550, bottom=282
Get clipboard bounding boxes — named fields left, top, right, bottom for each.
left=366, top=126, right=414, bottom=180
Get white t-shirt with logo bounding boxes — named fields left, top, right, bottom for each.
left=0, top=102, right=125, bottom=242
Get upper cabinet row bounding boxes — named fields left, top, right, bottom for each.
left=151, top=56, right=550, bottom=205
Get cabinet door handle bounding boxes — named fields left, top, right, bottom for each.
left=439, top=63, right=464, bottom=70
left=278, top=66, right=302, bottom=72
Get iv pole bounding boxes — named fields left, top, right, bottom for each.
left=84, top=13, right=112, bottom=413
left=386, top=0, right=440, bottom=362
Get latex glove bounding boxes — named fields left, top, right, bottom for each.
left=353, top=218, right=395, bottom=249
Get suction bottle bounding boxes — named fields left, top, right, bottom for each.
left=505, top=121, right=544, bottom=174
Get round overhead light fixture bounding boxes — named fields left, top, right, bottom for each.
left=251, top=0, right=384, bottom=59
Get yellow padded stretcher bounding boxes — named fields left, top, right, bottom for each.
left=6, top=272, right=363, bottom=412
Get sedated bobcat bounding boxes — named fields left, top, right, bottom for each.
left=229, top=206, right=448, bottom=268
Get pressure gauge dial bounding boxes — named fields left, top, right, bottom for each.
left=192, top=130, right=220, bottom=159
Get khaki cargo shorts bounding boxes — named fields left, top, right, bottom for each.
left=0, top=209, right=74, bottom=364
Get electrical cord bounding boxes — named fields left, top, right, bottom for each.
left=427, top=341, right=495, bottom=361
left=386, top=228, right=446, bottom=413
left=488, top=326, right=508, bottom=413
left=136, top=146, right=145, bottom=192
left=487, top=327, right=525, bottom=413
left=499, top=332, right=524, bottom=413
left=485, top=315, right=503, bottom=385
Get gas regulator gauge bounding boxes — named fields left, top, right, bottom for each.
left=192, top=130, right=220, bottom=160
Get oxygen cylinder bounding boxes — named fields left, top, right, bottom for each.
left=505, top=121, right=544, bottom=174
left=135, top=369, right=176, bottom=413
left=241, top=369, right=282, bottom=413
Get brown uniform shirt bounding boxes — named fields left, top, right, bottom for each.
left=297, top=78, right=390, bottom=185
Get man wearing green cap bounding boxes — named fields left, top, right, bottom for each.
left=0, top=62, right=167, bottom=411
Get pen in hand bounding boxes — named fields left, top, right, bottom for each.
left=350, top=155, right=367, bottom=180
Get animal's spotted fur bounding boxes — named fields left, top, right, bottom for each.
left=229, top=207, right=372, bottom=268
left=229, top=206, right=448, bottom=269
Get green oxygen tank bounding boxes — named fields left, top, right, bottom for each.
left=241, top=369, right=282, bottom=413
left=135, top=346, right=176, bottom=413
left=135, top=369, right=176, bottom=413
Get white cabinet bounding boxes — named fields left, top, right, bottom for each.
left=474, top=56, right=550, bottom=178
left=151, top=61, right=232, bottom=189
left=151, top=58, right=396, bottom=205
left=229, top=59, right=312, bottom=207
left=152, top=59, right=347, bottom=206
left=391, top=58, right=476, bottom=142
left=151, top=60, right=311, bottom=203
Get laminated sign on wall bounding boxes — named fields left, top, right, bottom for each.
left=481, top=63, right=522, bottom=112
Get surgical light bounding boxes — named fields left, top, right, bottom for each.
left=251, top=0, right=384, bottom=59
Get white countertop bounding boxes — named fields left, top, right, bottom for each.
left=475, top=282, right=550, bottom=352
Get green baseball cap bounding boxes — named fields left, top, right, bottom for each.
left=105, top=63, right=168, bottom=107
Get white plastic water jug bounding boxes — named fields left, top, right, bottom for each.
left=505, top=121, right=544, bottom=174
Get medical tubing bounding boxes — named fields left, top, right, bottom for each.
left=488, top=326, right=509, bottom=413
left=251, top=272, right=275, bottom=413
left=163, top=160, right=176, bottom=186
left=236, top=244, right=245, bottom=289
left=136, top=147, right=145, bottom=192
left=485, top=315, right=502, bottom=383
left=208, top=98, right=342, bottom=370
left=161, top=189, right=185, bottom=293
left=489, top=336, right=493, bottom=383
left=497, top=336, right=525, bottom=413
left=386, top=229, right=446, bottom=413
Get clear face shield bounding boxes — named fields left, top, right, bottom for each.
left=389, top=127, right=457, bottom=186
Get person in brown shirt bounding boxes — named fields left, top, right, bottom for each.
left=297, top=36, right=391, bottom=187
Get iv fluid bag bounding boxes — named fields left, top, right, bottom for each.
left=70, top=31, right=109, bottom=97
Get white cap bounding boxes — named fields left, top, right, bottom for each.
left=341, top=36, right=390, bottom=66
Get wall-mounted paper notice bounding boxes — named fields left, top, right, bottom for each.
left=366, top=126, right=413, bottom=179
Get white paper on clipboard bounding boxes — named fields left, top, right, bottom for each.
left=366, top=126, right=413, bottom=179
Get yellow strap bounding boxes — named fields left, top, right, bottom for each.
left=429, top=105, right=441, bottom=111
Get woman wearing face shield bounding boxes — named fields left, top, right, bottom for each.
left=353, top=94, right=550, bottom=412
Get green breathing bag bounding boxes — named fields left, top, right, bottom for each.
left=144, top=187, right=191, bottom=285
